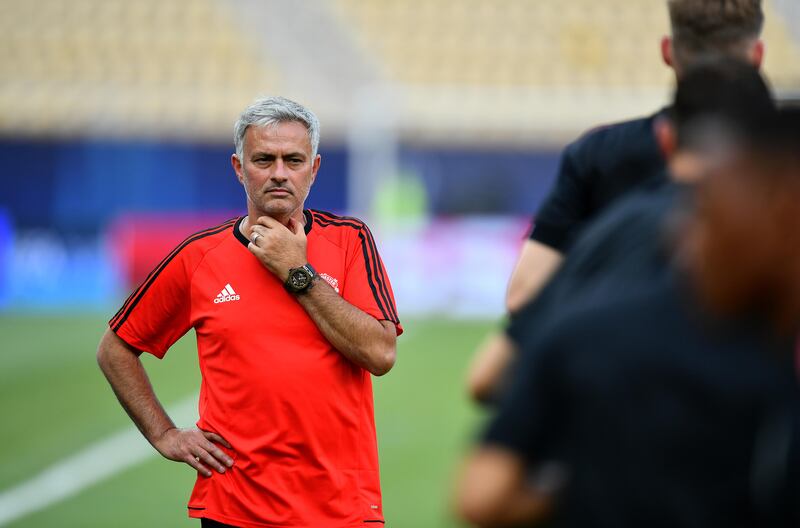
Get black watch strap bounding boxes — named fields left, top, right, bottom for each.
left=284, top=263, right=317, bottom=294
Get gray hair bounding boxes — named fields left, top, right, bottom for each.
left=233, top=96, right=321, bottom=160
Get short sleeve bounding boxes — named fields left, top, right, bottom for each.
left=108, top=247, right=194, bottom=358
left=341, top=223, right=403, bottom=336
left=529, top=141, right=590, bottom=251
left=510, top=186, right=675, bottom=350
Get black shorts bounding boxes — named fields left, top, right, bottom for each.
left=201, top=518, right=239, bottom=528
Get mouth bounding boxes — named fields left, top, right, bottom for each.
left=265, top=188, right=292, bottom=197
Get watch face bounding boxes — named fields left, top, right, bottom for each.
left=289, top=269, right=311, bottom=290
left=285, top=264, right=316, bottom=293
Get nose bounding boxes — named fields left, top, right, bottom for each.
left=271, top=161, right=289, bottom=182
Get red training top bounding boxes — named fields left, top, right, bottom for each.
left=109, top=210, right=402, bottom=528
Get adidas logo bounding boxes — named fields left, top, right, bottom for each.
left=213, top=284, right=240, bottom=304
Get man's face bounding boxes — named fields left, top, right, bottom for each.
left=232, top=121, right=320, bottom=221
left=684, top=151, right=800, bottom=332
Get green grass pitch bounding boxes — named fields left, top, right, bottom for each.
left=0, top=314, right=494, bottom=527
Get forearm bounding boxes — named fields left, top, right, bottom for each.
left=96, top=329, right=175, bottom=445
left=455, top=447, right=552, bottom=527
left=243, top=216, right=397, bottom=375
left=97, top=328, right=234, bottom=476
left=295, top=279, right=396, bottom=375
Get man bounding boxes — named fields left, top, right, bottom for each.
left=506, top=59, right=775, bottom=355
left=455, top=108, right=800, bottom=528
left=97, top=96, right=402, bottom=527
left=468, top=0, right=767, bottom=402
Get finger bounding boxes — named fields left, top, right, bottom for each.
left=203, top=431, right=233, bottom=449
left=185, top=453, right=213, bottom=478
left=201, top=440, right=234, bottom=468
left=195, top=448, right=227, bottom=473
left=249, top=225, right=266, bottom=242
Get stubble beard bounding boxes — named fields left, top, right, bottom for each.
left=248, top=187, right=305, bottom=225
left=241, top=166, right=310, bottom=223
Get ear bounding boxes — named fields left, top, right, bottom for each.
left=231, top=153, right=245, bottom=185
left=661, top=36, right=674, bottom=69
left=750, top=39, right=765, bottom=68
left=310, top=154, right=321, bottom=186
left=653, top=116, right=677, bottom=160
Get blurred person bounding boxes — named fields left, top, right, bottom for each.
left=97, top=96, right=401, bottom=528
left=681, top=109, right=800, bottom=337
left=507, top=59, right=775, bottom=355
left=468, top=0, right=767, bottom=402
left=508, top=0, right=765, bottom=309
left=454, top=108, right=800, bottom=528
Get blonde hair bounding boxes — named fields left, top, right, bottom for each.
left=668, top=0, right=764, bottom=65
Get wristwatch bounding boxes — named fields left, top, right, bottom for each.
left=284, top=263, right=317, bottom=294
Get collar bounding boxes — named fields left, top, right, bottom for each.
left=233, top=210, right=313, bottom=248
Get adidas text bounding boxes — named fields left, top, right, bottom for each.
left=214, top=284, right=240, bottom=304
left=214, top=295, right=240, bottom=304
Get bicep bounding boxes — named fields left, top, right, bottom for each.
left=97, top=327, right=141, bottom=364
left=96, top=328, right=148, bottom=388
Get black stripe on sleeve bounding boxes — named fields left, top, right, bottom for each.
left=358, top=223, right=399, bottom=322
left=109, top=218, right=238, bottom=332
left=313, top=216, right=391, bottom=321
left=311, top=211, right=398, bottom=321
left=356, top=228, right=391, bottom=321
left=311, top=211, right=399, bottom=323
left=110, top=217, right=237, bottom=327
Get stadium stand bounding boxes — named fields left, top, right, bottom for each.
left=0, top=0, right=798, bottom=144
left=0, top=0, right=800, bottom=144
left=334, top=0, right=797, bottom=88
left=332, top=0, right=800, bottom=144
left=0, top=0, right=280, bottom=138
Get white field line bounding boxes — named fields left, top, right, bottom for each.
left=0, top=394, right=199, bottom=526
left=0, top=327, right=418, bottom=526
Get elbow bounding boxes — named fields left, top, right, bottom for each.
left=466, top=353, right=500, bottom=404
left=367, top=347, right=396, bottom=376
left=467, top=374, right=496, bottom=405
left=365, top=322, right=397, bottom=376
left=96, top=340, right=111, bottom=371
left=505, top=287, right=526, bottom=314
